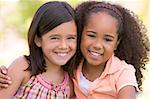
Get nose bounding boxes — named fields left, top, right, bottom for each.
left=59, top=39, right=68, bottom=50
left=93, top=39, right=103, bottom=50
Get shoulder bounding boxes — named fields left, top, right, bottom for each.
left=8, top=56, right=31, bottom=84
left=112, top=57, right=139, bottom=92
left=112, top=56, right=135, bottom=73
left=8, top=55, right=30, bottom=76
left=9, top=56, right=29, bottom=69
left=109, top=56, right=136, bottom=81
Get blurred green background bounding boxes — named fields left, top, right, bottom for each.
left=0, top=0, right=149, bottom=98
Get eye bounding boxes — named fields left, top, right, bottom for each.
left=87, top=32, right=96, bottom=38
left=49, top=37, right=59, bottom=40
left=86, top=31, right=96, bottom=38
left=87, top=34, right=96, bottom=38
left=67, top=36, right=76, bottom=40
left=67, top=34, right=77, bottom=41
left=104, top=38, right=113, bottom=42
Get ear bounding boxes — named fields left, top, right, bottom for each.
left=34, top=35, right=42, bottom=47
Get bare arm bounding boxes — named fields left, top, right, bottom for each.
left=0, top=56, right=28, bottom=98
left=117, top=86, right=136, bottom=99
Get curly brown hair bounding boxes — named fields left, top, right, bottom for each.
left=74, top=1, right=150, bottom=90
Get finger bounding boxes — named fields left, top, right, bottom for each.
left=0, top=83, right=9, bottom=88
left=0, top=77, right=12, bottom=84
left=0, top=72, right=11, bottom=80
left=0, top=65, right=8, bottom=75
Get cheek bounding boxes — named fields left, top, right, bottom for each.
left=41, top=41, right=57, bottom=51
left=68, top=41, right=77, bottom=52
left=105, top=43, right=116, bottom=53
left=72, top=44, right=77, bottom=52
left=81, top=36, right=89, bottom=46
left=81, top=37, right=94, bottom=49
left=41, top=45, right=52, bottom=54
left=80, top=39, right=89, bottom=53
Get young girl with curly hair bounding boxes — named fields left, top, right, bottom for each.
left=72, top=1, right=149, bottom=99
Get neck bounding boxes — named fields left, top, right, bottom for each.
left=44, top=56, right=63, bottom=74
left=42, top=66, right=65, bottom=84
left=82, top=61, right=105, bottom=81
left=41, top=58, right=65, bottom=84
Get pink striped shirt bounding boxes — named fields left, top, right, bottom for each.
left=13, top=73, right=70, bottom=99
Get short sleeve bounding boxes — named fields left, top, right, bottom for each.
left=116, top=65, right=140, bottom=93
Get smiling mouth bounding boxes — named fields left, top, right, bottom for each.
left=55, top=52, right=68, bottom=57
left=88, top=50, right=103, bottom=57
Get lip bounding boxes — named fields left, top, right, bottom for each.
left=55, top=52, right=69, bottom=57
left=89, top=50, right=103, bottom=55
left=88, top=50, right=103, bottom=58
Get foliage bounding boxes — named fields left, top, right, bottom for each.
left=16, top=0, right=42, bottom=39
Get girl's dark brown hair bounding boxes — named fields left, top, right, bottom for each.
left=25, top=1, right=76, bottom=77
left=75, top=1, right=150, bottom=90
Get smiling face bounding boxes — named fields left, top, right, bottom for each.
left=81, top=12, right=119, bottom=67
left=36, top=20, right=77, bottom=66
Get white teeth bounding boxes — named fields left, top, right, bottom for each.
left=90, top=51, right=100, bottom=56
left=57, top=53, right=67, bottom=57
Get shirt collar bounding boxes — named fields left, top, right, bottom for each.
left=77, top=54, right=123, bottom=79
left=101, top=54, right=123, bottom=78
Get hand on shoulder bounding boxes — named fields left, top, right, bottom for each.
left=0, top=56, right=30, bottom=97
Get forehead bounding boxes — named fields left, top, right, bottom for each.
left=84, top=12, right=118, bottom=34
left=87, top=12, right=118, bottom=27
left=43, top=20, right=77, bottom=36
left=51, top=21, right=76, bottom=32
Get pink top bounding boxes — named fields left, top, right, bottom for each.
left=13, top=73, right=70, bottom=99
left=73, top=55, right=139, bottom=99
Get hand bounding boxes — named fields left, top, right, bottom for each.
left=0, top=65, right=11, bottom=89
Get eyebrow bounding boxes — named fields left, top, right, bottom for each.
left=87, top=29, right=116, bottom=38
left=104, top=34, right=115, bottom=38
left=86, top=30, right=96, bottom=34
left=49, top=34, right=77, bottom=37
left=68, top=33, right=77, bottom=36
left=49, top=34, right=60, bottom=37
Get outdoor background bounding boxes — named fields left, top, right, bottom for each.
left=0, top=0, right=149, bottom=98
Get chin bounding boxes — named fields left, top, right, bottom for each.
left=55, top=60, right=68, bottom=66
left=87, top=59, right=102, bottom=66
